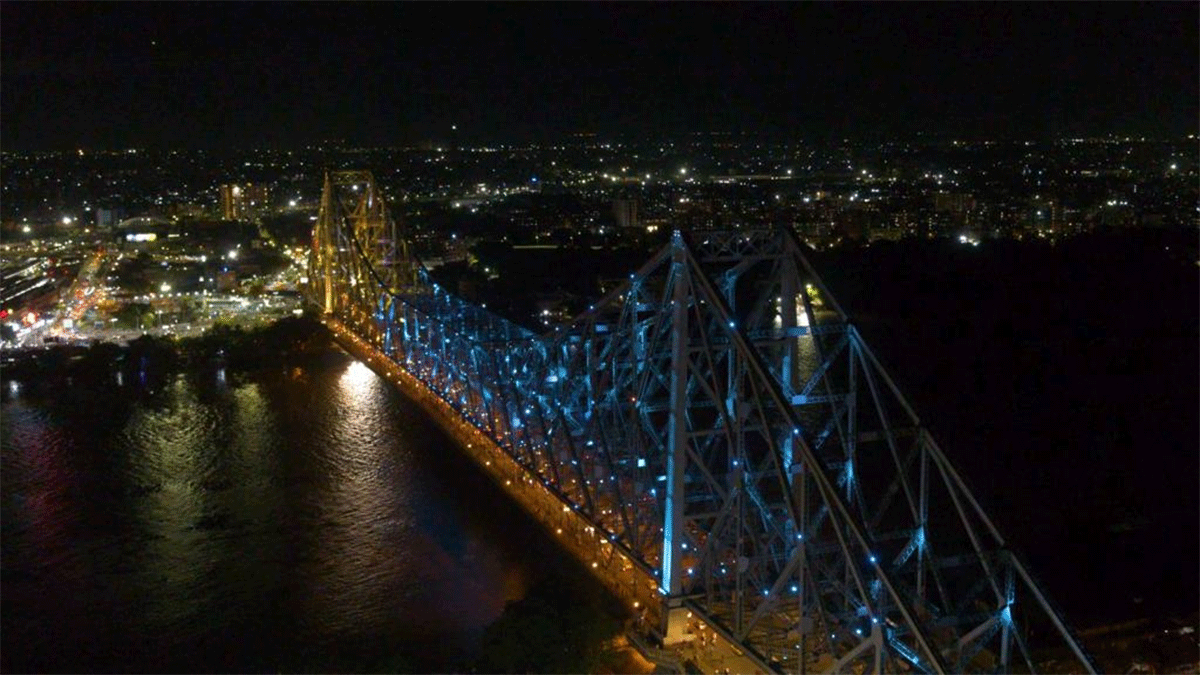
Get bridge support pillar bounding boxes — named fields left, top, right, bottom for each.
left=662, top=602, right=695, bottom=646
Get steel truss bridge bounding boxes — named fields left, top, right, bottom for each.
left=306, top=171, right=1097, bottom=674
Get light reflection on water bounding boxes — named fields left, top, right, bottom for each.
left=1, top=352, right=566, bottom=673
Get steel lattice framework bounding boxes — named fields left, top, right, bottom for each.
left=307, top=171, right=1098, bottom=674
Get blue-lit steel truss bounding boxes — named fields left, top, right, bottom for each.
left=307, top=171, right=1097, bottom=674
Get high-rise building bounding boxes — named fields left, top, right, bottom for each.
left=219, top=183, right=269, bottom=221
left=95, top=207, right=126, bottom=229
left=934, top=192, right=975, bottom=214
left=613, top=198, right=639, bottom=229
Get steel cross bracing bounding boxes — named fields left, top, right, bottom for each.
left=307, top=174, right=1098, bottom=674
left=308, top=170, right=418, bottom=333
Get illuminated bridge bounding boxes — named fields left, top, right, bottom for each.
left=305, top=171, right=1098, bottom=674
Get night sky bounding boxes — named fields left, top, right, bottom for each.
left=2, top=2, right=1197, bottom=150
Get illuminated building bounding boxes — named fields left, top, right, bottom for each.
left=219, top=183, right=270, bottom=221
left=613, top=198, right=639, bottom=228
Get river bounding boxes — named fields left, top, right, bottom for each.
left=1, top=349, right=605, bottom=673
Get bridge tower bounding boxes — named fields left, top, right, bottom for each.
left=308, top=170, right=417, bottom=320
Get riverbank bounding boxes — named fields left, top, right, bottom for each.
left=1, top=314, right=333, bottom=394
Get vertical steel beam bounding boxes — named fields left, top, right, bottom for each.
left=662, top=232, right=690, bottom=642
left=320, top=172, right=334, bottom=314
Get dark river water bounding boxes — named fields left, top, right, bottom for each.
left=1, top=350, right=596, bottom=673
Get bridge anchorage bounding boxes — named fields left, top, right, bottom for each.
left=307, top=170, right=1098, bottom=674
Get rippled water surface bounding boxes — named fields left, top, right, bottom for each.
left=1, top=352, right=584, bottom=673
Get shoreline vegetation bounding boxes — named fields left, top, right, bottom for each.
left=1, top=313, right=334, bottom=390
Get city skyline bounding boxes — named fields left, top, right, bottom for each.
left=2, top=2, right=1197, bottom=150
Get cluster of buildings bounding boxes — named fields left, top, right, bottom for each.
left=0, top=133, right=1194, bottom=345
left=2, top=135, right=1194, bottom=248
